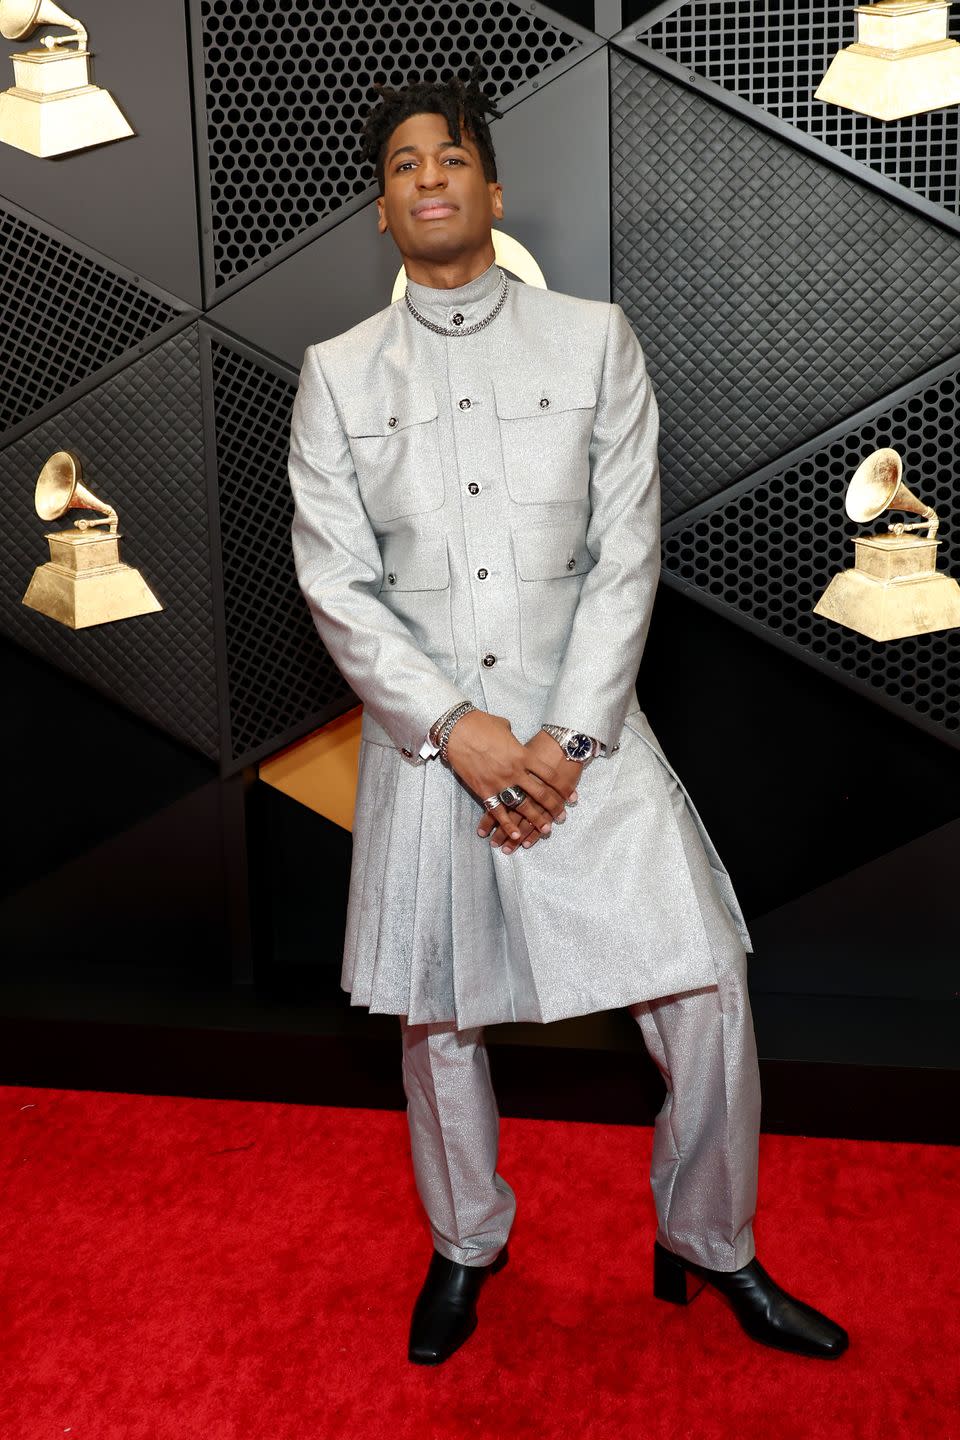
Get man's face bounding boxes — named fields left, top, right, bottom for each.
left=376, top=109, right=503, bottom=267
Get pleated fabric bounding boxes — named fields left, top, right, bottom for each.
left=341, top=713, right=753, bottom=1031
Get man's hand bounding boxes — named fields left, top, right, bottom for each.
left=445, top=711, right=570, bottom=851
left=475, top=728, right=583, bottom=856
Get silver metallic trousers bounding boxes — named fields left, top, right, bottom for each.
left=399, top=945, right=761, bottom=1273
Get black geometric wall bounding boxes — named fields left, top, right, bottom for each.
left=207, top=332, right=352, bottom=766
left=194, top=0, right=597, bottom=296
left=610, top=14, right=960, bottom=752
left=1, top=325, right=220, bottom=758
left=0, top=200, right=190, bottom=440
left=610, top=54, right=960, bottom=523
left=634, top=1, right=960, bottom=228
left=661, top=356, right=960, bottom=745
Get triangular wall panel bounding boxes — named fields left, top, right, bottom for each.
left=629, top=0, right=960, bottom=230
left=610, top=50, right=960, bottom=522
left=0, top=326, right=220, bottom=759
left=0, top=200, right=192, bottom=442
left=194, top=0, right=599, bottom=297
left=661, top=356, right=960, bottom=747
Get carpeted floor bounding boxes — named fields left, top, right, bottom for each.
left=0, top=1084, right=956, bottom=1439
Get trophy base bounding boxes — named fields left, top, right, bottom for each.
left=0, top=84, right=133, bottom=157
left=815, top=37, right=960, bottom=120
left=22, top=561, right=162, bottom=629
left=813, top=567, right=960, bottom=640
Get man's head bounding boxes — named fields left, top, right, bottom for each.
left=359, top=65, right=504, bottom=284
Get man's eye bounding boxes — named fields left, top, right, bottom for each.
left=395, top=156, right=466, bottom=172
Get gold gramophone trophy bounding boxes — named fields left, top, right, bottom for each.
left=0, top=0, right=134, bottom=157
left=22, top=450, right=162, bottom=629
left=816, top=3, right=960, bottom=120
left=814, top=447, right=960, bottom=640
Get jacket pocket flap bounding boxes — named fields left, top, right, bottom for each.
left=512, top=521, right=594, bottom=581
left=342, top=383, right=439, bottom=437
left=493, top=374, right=597, bottom=419
left=378, top=533, right=450, bottom=591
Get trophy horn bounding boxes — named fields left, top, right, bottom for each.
left=35, top=450, right=118, bottom=532
left=0, top=0, right=87, bottom=47
left=845, top=447, right=939, bottom=538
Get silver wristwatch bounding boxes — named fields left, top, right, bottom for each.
left=540, top=724, right=603, bottom=760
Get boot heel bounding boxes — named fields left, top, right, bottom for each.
left=653, top=1241, right=703, bottom=1305
left=489, top=1245, right=509, bottom=1275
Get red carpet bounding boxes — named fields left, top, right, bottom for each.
left=0, top=1084, right=956, bottom=1440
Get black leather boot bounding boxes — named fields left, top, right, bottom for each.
left=653, top=1240, right=848, bottom=1359
left=408, top=1246, right=509, bottom=1365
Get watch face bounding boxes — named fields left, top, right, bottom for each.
left=567, top=733, right=593, bottom=760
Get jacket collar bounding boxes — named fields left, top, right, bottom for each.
left=403, top=259, right=502, bottom=310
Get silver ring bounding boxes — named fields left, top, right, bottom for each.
left=498, top=785, right=527, bottom=809
left=483, top=794, right=502, bottom=811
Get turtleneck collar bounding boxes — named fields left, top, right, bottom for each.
left=403, top=258, right=503, bottom=310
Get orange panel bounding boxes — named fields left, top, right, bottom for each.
left=258, top=705, right=362, bottom=832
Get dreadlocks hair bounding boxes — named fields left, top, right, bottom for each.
left=359, top=59, right=503, bottom=196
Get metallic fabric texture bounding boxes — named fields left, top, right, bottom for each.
left=288, top=260, right=753, bottom=1029
left=401, top=942, right=760, bottom=1272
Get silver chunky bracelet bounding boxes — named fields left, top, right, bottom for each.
left=429, top=702, right=468, bottom=748
left=436, top=701, right=476, bottom=764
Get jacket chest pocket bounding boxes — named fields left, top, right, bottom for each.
left=494, top=375, right=597, bottom=504
left=342, top=383, right=444, bottom=523
left=378, top=532, right=458, bottom=673
left=512, top=519, right=594, bottom=687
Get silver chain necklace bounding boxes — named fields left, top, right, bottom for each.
left=404, top=266, right=509, bottom=336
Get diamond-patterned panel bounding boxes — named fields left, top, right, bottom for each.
left=611, top=51, right=960, bottom=522
left=662, top=360, right=960, bottom=743
left=1, top=326, right=220, bottom=758
left=197, top=0, right=589, bottom=290
left=1, top=202, right=185, bottom=439
left=634, top=1, right=960, bottom=222
left=209, top=337, right=353, bottom=766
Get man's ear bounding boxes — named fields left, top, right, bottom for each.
left=376, top=195, right=388, bottom=234
left=491, top=184, right=504, bottom=219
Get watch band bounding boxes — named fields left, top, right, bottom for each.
left=540, top=724, right=602, bottom=759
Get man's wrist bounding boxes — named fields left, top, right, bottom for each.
left=539, top=724, right=603, bottom=760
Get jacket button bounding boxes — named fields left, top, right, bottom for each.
left=458, top=397, right=471, bottom=409
left=566, top=558, right=576, bottom=570
left=539, top=397, right=549, bottom=408
left=387, top=416, right=398, bottom=427
left=452, top=312, right=464, bottom=325
left=482, top=653, right=496, bottom=667
left=467, top=482, right=480, bottom=495
left=477, top=568, right=488, bottom=579
left=401, top=747, right=412, bottom=757
left=387, top=572, right=396, bottom=584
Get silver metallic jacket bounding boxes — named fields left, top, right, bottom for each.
left=287, top=263, right=660, bottom=766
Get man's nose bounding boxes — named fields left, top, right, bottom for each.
left=417, top=158, right=446, bottom=187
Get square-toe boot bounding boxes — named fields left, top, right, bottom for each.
left=653, top=1240, right=848, bottom=1358
left=408, top=1247, right=509, bottom=1365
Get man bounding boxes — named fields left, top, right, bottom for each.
left=287, top=66, right=848, bottom=1367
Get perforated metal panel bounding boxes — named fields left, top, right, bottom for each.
left=209, top=336, right=354, bottom=766
left=662, top=359, right=960, bottom=743
left=633, top=1, right=960, bottom=223
left=0, top=202, right=185, bottom=440
left=1, top=326, right=220, bottom=759
left=610, top=51, right=960, bottom=522
left=196, top=0, right=589, bottom=291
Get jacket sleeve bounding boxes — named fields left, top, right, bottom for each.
left=542, top=303, right=661, bottom=751
left=288, top=343, right=473, bottom=760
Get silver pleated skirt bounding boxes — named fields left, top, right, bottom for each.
left=341, top=711, right=753, bottom=1030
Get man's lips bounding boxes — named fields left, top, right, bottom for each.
left=412, top=201, right=458, bottom=219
